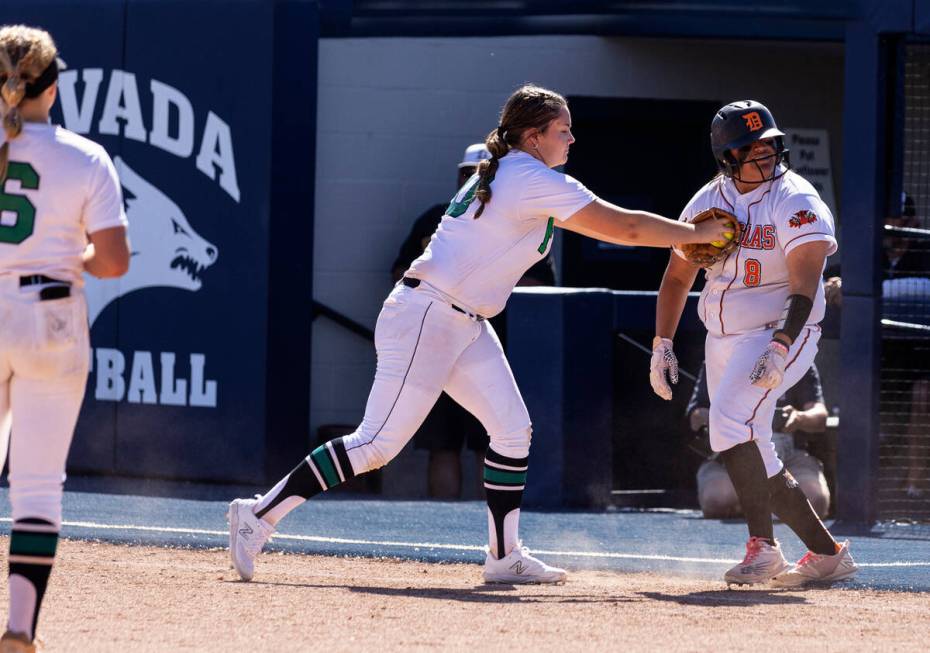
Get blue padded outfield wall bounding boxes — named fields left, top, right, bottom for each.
left=0, top=1, right=318, bottom=484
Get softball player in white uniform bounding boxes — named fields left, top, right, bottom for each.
left=228, top=84, right=732, bottom=584
left=0, top=25, right=129, bottom=652
left=651, top=101, right=857, bottom=587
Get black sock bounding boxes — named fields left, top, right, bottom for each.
left=255, top=437, right=356, bottom=520
left=483, top=448, right=528, bottom=560
left=8, top=518, right=58, bottom=640
left=767, top=468, right=837, bottom=555
left=719, top=442, right=774, bottom=543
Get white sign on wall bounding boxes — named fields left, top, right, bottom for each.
left=785, top=128, right=836, bottom=218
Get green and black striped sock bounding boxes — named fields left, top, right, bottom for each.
left=8, top=517, right=59, bottom=640
left=484, top=448, right=528, bottom=559
left=255, top=437, right=357, bottom=522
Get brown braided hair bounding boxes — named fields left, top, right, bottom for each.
left=0, top=25, right=58, bottom=185
left=473, top=84, right=567, bottom=218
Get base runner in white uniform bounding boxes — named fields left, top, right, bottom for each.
left=228, top=84, right=733, bottom=584
left=650, top=101, right=858, bottom=587
left=0, top=26, right=130, bottom=652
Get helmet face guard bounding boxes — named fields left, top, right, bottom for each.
left=711, top=101, right=790, bottom=182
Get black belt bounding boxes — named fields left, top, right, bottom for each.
left=20, top=274, right=69, bottom=287
left=19, top=274, right=71, bottom=300
left=402, top=277, right=484, bottom=321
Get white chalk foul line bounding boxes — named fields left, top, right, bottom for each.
left=1, top=517, right=485, bottom=552
left=1, top=518, right=927, bottom=568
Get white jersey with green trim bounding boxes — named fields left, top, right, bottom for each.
left=0, top=122, right=127, bottom=285
left=406, top=149, right=596, bottom=318
left=676, top=168, right=837, bottom=337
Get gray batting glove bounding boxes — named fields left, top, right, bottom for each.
left=749, top=340, right=789, bottom=389
left=650, top=336, right=679, bottom=400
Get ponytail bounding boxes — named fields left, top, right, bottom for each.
left=0, top=25, right=59, bottom=185
left=0, top=46, right=24, bottom=185
left=474, top=126, right=511, bottom=219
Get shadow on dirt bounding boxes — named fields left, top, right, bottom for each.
left=344, top=584, right=646, bottom=604
left=234, top=579, right=642, bottom=604
left=638, top=589, right=808, bottom=606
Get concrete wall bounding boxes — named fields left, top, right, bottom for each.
left=311, top=35, right=844, bottom=495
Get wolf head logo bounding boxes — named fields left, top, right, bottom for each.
left=84, top=156, right=219, bottom=325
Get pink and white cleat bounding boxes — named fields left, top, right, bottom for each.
left=723, top=537, right=792, bottom=587
left=771, top=540, right=859, bottom=588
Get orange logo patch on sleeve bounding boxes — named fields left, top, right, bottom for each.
left=788, top=209, right=818, bottom=228
left=742, top=112, right=763, bottom=131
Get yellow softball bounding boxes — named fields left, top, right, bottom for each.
left=710, top=229, right=736, bottom=248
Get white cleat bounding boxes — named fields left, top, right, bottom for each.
left=227, top=497, right=274, bottom=581
left=483, top=543, right=567, bottom=584
left=724, top=537, right=792, bottom=587
left=771, top=540, right=859, bottom=588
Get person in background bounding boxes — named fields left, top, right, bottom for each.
left=687, top=362, right=831, bottom=519
left=392, top=143, right=555, bottom=498
left=823, top=193, right=926, bottom=306
left=824, top=192, right=930, bottom=497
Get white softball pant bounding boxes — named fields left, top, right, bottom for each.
left=342, top=283, right=532, bottom=474
left=705, top=326, right=820, bottom=478
left=0, top=276, right=90, bottom=528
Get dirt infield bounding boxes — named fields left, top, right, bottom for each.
left=6, top=538, right=927, bottom=652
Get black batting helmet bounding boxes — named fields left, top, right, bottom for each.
left=711, top=100, right=788, bottom=180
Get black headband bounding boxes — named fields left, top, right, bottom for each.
left=23, top=56, right=65, bottom=99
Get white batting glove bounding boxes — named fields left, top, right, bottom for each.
left=749, top=340, right=789, bottom=389
left=650, top=337, right=679, bottom=400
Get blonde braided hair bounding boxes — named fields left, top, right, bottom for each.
left=0, top=25, right=58, bottom=184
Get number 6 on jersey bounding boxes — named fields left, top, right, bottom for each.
left=0, top=162, right=39, bottom=244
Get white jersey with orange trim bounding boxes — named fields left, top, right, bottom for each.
left=406, top=149, right=596, bottom=318
left=0, top=122, right=127, bottom=286
left=675, top=167, right=837, bottom=337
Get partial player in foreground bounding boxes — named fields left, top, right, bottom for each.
left=0, top=25, right=130, bottom=652
left=650, top=101, right=858, bottom=588
left=229, top=84, right=732, bottom=585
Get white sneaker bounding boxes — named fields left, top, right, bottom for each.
left=771, top=540, right=859, bottom=588
left=227, top=497, right=275, bottom=581
left=723, top=537, right=792, bottom=586
left=483, top=543, right=566, bottom=584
